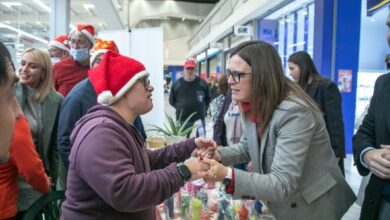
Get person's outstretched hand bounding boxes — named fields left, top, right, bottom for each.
left=184, top=157, right=211, bottom=182
left=199, top=157, right=227, bottom=183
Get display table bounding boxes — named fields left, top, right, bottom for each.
left=156, top=180, right=275, bottom=220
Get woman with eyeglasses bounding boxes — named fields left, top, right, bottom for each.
left=61, top=51, right=216, bottom=219
left=288, top=51, right=346, bottom=175
left=15, top=48, right=64, bottom=215
left=200, top=41, right=355, bottom=220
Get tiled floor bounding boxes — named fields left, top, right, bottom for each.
left=163, top=95, right=363, bottom=219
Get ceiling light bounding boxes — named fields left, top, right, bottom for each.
left=0, top=22, right=48, bottom=44
left=83, top=4, right=95, bottom=11
left=33, top=0, right=51, bottom=13
left=1, top=2, right=22, bottom=8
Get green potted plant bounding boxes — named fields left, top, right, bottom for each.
left=148, top=112, right=197, bottom=146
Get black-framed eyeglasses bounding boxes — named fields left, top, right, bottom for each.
left=226, top=69, right=252, bottom=83
left=139, top=76, right=151, bottom=90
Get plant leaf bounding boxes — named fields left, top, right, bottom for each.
left=165, top=112, right=177, bottom=135
left=179, top=125, right=196, bottom=136
left=178, top=112, right=197, bottom=133
left=147, top=125, right=171, bottom=136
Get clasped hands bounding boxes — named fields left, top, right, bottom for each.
left=364, top=144, right=390, bottom=179
left=184, top=137, right=228, bottom=182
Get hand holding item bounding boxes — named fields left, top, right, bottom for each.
left=184, top=157, right=211, bottom=182
left=193, top=137, right=218, bottom=158
left=364, top=145, right=390, bottom=179
left=200, top=157, right=227, bottom=183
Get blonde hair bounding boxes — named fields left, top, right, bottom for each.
left=22, top=48, right=55, bottom=102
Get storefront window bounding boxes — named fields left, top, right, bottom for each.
left=257, top=0, right=315, bottom=72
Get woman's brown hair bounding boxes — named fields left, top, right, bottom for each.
left=230, top=40, right=320, bottom=133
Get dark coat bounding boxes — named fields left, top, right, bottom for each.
left=306, top=78, right=346, bottom=158
left=213, top=92, right=232, bottom=146
left=353, top=73, right=390, bottom=220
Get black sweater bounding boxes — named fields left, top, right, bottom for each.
left=169, top=77, right=210, bottom=123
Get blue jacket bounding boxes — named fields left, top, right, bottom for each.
left=57, top=78, right=146, bottom=169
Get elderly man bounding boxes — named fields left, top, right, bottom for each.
left=53, top=24, right=95, bottom=96
left=48, top=34, right=70, bottom=64
left=169, top=59, right=210, bottom=137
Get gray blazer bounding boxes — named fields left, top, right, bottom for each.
left=219, top=96, right=356, bottom=220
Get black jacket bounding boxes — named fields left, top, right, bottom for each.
left=213, top=92, right=232, bottom=146
left=169, top=77, right=210, bottom=123
left=353, top=73, right=390, bottom=220
left=306, top=78, right=346, bottom=158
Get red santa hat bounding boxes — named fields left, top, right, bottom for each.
left=88, top=51, right=149, bottom=106
left=90, top=38, right=119, bottom=66
left=69, top=24, right=95, bottom=45
left=48, top=35, right=70, bottom=52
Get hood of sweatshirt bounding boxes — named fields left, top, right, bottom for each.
left=70, top=104, right=131, bottom=144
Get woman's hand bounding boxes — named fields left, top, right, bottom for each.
left=200, top=157, right=227, bottom=182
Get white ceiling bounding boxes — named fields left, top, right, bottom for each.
left=0, top=0, right=216, bottom=49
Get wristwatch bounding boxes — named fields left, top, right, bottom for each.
left=223, top=167, right=233, bottom=188
left=177, top=164, right=192, bottom=182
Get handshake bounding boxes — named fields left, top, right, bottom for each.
left=182, top=137, right=229, bottom=183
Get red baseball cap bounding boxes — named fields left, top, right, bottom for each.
left=184, top=60, right=196, bottom=68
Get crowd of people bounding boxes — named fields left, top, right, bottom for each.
left=0, top=8, right=390, bottom=220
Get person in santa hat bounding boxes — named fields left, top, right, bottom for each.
left=53, top=24, right=95, bottom=96
left=48, top=34, right=70, bottom=64
left=60, top=51, right=216, bottom=220
left=57, top=39, right=146, bottom=171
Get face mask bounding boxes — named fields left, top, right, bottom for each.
left=70, top=48, right=89, bottom=61
left=50, top=57, right=61, bottom=64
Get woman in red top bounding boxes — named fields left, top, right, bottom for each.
left=0, top=101, right=49, bottom=219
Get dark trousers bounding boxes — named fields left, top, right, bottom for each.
left=378, top=199, right=390, bottom=220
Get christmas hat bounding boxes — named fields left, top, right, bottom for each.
left=88, top=51, right=149, bottom=106
left=69, top=24, right=95, bottom=44
left=90, top=38, right=119, bottom=66
left=48, top=35, right=70, bottom=52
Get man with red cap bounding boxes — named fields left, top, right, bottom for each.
left=60, top=51, right=216, bottom=219
left=53, top=24, right=95, bottom=96
left=169, top=59, right=210, bottom=137
left=48, top=34, right=70, bottom=64
left=57, top=39, right=146, bottom=170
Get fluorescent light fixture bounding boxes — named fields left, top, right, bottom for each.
left=83, top=4, right=95, bottom=16
left=0, top=22, right=48, bottom=44
left=33, top=0, right=51, bottom=13
left=83, top=4, right=95, bottom=11
left=112, top=0, right=122, bottom=10
left=2, top=2, right=22, bottom=8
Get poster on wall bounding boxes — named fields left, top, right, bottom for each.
left=338, top=69, right=353, bottom=93
left=367, top=0, right=390, bottom=16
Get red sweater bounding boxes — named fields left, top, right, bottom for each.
left=53, top=56, right=89, bottom=96
left=0, top=117, right=49, bottom=219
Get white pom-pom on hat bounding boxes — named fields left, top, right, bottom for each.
left=97, top=90, right=114, bottom=106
